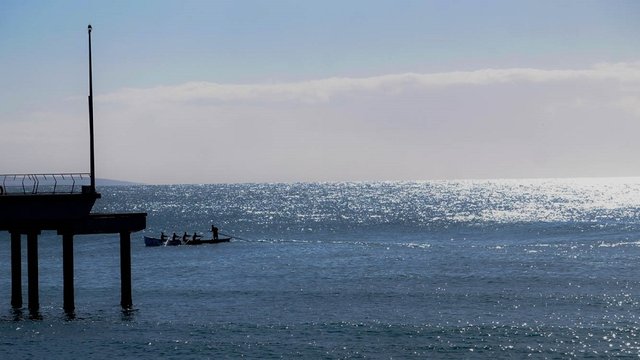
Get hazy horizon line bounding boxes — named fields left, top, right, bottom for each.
left=106, top=174, right=640, bottom=187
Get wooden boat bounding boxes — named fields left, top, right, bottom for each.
left=144, top=236, right=183, bottom=246
left=184, top=237, right=231, bottom=245
left=165, top=239, right=182, bottom=246
left=144, top=235, right=231, bottom=247
left=144, top=236, right=163, bottom=247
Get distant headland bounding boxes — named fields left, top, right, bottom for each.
left=96, top=178, right=143, bottom=186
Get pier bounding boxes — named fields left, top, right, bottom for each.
left=0, top=25, right=146, bottom=316
left=0, top=178, right=145, bottom=313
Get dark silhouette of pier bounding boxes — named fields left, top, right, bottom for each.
left=0, top=26, right=146, bottom=317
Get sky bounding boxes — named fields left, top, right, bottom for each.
left=1, top=0, right=640, bottom=184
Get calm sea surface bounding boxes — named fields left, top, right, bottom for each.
left=2, top=179, right=640, bottom=358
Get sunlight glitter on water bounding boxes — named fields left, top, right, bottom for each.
left=5, top=179, right=640, bottom=358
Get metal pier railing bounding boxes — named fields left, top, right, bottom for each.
left=0, top=173, right=91, bottom=195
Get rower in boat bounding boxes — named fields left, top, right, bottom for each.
left=182, top=232, right=190, bottom=243
left=192, top=232, right=202, bottom=242
left=172, top=232, right=179, bottom=242
left=160, top=232, right=168, bottom=241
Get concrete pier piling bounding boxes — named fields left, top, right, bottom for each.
left=27, top=231, right=39, bottom=313
left=1, top=205, right=146, bottom=316
left=120, top=231, right=133, bottom=309
left=11, top=232, right=22, bottom=309
left=62, top=232, right=74, bottom=313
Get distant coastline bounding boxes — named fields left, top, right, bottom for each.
left=95, top=178, right=143, bottom=186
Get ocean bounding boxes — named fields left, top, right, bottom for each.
left=2, top=178, right=640, bottom=358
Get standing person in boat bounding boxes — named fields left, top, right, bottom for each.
left=212, top=225, right=219, bottom=240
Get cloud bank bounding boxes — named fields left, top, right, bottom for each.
left=101, top=62, right=640, bottom=105
left=5, top=63, right=640, bottom=184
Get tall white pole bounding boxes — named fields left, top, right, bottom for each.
left=88, top=25, right=96, bottom=193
